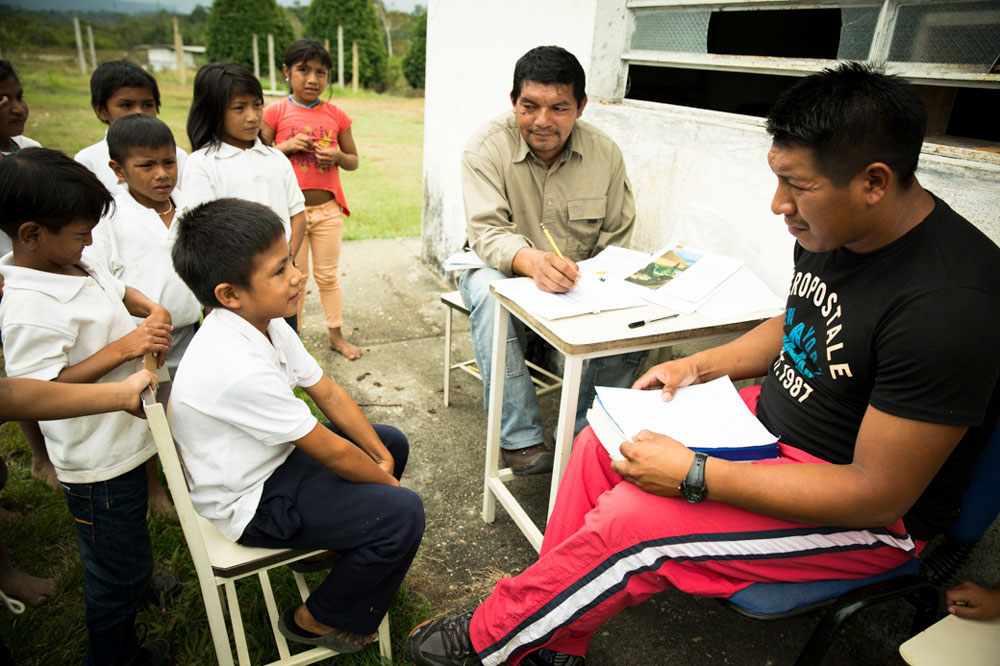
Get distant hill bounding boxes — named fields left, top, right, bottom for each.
left=1, top=1, right=204, bottom=13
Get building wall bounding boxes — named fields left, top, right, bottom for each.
left=421, top=0, right=1000, bottom=298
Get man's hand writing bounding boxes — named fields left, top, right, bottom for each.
left=611, top=430, right=694, bottom=496
left=532, top=251, right=579, bottom=293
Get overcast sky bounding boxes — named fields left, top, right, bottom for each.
left=2, top=1, right=425, bottom=15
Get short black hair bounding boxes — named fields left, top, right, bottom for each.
left=107, top=113, right=176, bottom=163
left=187, top=62, right=264, bottom=151
left=172, top=198, right=285, bottom=309
left=0, top=148, right=113, bottom=239
left=0, top=59, right=20, bottom=86
left=89, top=60, right=161, bottom=123
left=765, top=62, right=927, bottom=187
left=283, top=39, right=334, bottom=72
left=511, top=46, right=586, bottom=106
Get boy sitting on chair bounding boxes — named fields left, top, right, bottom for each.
left=168, top=197, right=424, bottom=653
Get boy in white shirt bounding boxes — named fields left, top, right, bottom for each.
left=86, top=112, right=203, bottom=517
left=0, top=148, right=174, bottom=665
left=74, top=60, right=188, bottom=192
left=169, top=198, right=423, bottom=654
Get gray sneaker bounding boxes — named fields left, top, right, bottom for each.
left=406, top=611, right=482, bottom=666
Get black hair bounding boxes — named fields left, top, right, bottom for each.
left=0, top=59, right=20, bottom=86
left=283, top=39, right=334, bottom=73
left=0, top=148, right=113, bottom=239
left=89, top=60, right=161, bottom=123
left=187, top=62, right=264, bottom=151
left=511, top=46, right=586, bottom=106
left=765, top=62, right=928, bottom=187
left=107, top=113, right=176, bottom=163
left=172, top=198, right=285, bottom=309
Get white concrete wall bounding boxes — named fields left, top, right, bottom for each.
left=420, top=0, right=598, bottom=275
left=421, top=1, right=1000, bottom=298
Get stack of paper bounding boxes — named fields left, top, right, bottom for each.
left=588, top=377, right=779, bottom=461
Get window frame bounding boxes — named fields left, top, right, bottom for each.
left=622, top=0, right=1000, bottom=89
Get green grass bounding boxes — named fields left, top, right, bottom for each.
left=1, top=52, right=429, bottom=664
left=15, top=51, right=424, bottom=240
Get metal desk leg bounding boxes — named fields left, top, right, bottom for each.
left=548, top=354, right=583, bottom=519
left=482, top=297, right=508, bottom=524
left=443, top=306, right=453, bottom=407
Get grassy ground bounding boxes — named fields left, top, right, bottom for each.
left=1, top=52, right=428, bottom=664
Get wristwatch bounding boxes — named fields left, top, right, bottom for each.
left=680, top=452, right=708, bottom=503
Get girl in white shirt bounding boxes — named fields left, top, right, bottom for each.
left=180, top=62, right=307, bottom=330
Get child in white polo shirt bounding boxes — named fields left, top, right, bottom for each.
left=85, top=112, right=202, bottom=517
left=180, top=61, right=306, bottom=331
left=0, top=148, right=174, bottom=666
left=74, top=60, right=188, bottom=192
left=169, top=198, right=423, bottom=654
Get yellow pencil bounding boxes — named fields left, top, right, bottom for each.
left=539, top=221, right=566, bottom=260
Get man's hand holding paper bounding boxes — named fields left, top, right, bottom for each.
left=632, top=356, right=702, bottom=401
left=612, top=430, right=695, bottom=497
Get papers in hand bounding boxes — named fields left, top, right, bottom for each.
left=587, top=377, right=779, bottom=462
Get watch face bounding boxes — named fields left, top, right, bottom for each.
left=681, top=483, right=707, bottom=503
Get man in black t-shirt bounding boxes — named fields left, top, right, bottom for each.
left=406, top=63, right=1000, bottom=666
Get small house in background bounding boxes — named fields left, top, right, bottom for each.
left=138, top=44, right=205, bottom=72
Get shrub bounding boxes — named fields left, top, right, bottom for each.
left=306, top=0, right=388, bottom=90
left=401, top=10, right=426, bottom=89
left=206, top=0, right=293, bottom=73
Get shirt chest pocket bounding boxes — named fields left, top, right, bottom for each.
left=565, top=196, right=607, bottom=256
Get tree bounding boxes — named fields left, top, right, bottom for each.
left=402, top=9, right=426, bottom=89
left=306, top=0, right=388, bottom=90
left=206, top=0, right=293, bottom=73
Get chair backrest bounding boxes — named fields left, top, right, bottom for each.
left=946, top=420, right=1000, bottom=542
left=142, top=388, right=219, bottom=580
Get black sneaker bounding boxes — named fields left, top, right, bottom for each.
left=406, top=611, right=481, bottom=666
left=522, top=648, right=585, bottom=666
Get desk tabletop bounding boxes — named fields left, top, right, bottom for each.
left=491, top=277, right=782, bottom=355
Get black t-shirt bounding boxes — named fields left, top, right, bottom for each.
left=757, top=195, right=1000, bottom=541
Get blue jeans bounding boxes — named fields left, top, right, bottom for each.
left=62, top=462, right=153, bottom=666
left=460, top=267, right=644, bottom=450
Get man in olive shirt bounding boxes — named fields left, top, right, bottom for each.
left=459, top=46, right=639, bottom=475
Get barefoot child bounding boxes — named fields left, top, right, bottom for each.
left=180, top=61, right=306, bottom=331
left=86, top=112, right=203, bottom=517
left=170, top=198, right=423, bottom=653
left=0, top=59, right=57, bottom=490
left=262, top=39, right=362, bottom=358
left=0, top=148, right=174, bottom=664
left=74, top=60, right=188, bottom=191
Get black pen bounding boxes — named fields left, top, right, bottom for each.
left=628, top=313, right=679, bottom=329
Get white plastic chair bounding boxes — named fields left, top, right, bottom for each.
left=142, top=388, right=392, bottom=666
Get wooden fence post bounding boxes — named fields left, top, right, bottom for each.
left=252, top=34, right=260, bottom=80
left=86, top=24, right=97, bottom=70
left=337, top=25, right=345, bottom=88
left=173, top=15, right=186, bottom=85
left=352, top=41, right=359, bottom=93
left=267, top=33, right=277, bottom=92
left=73, top=17, right=86, bottom=74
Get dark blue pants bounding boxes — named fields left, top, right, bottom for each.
left=62, top=462, right=152, bottom=666
left=239, top=423, right=424, bottom=634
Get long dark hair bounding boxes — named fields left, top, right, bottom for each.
left=186, top=62, right=264, bottom=151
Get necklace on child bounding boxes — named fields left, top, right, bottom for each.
left=288, top=95, right=321, bottom=109
left=156, top=198, right=174, bottom=217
